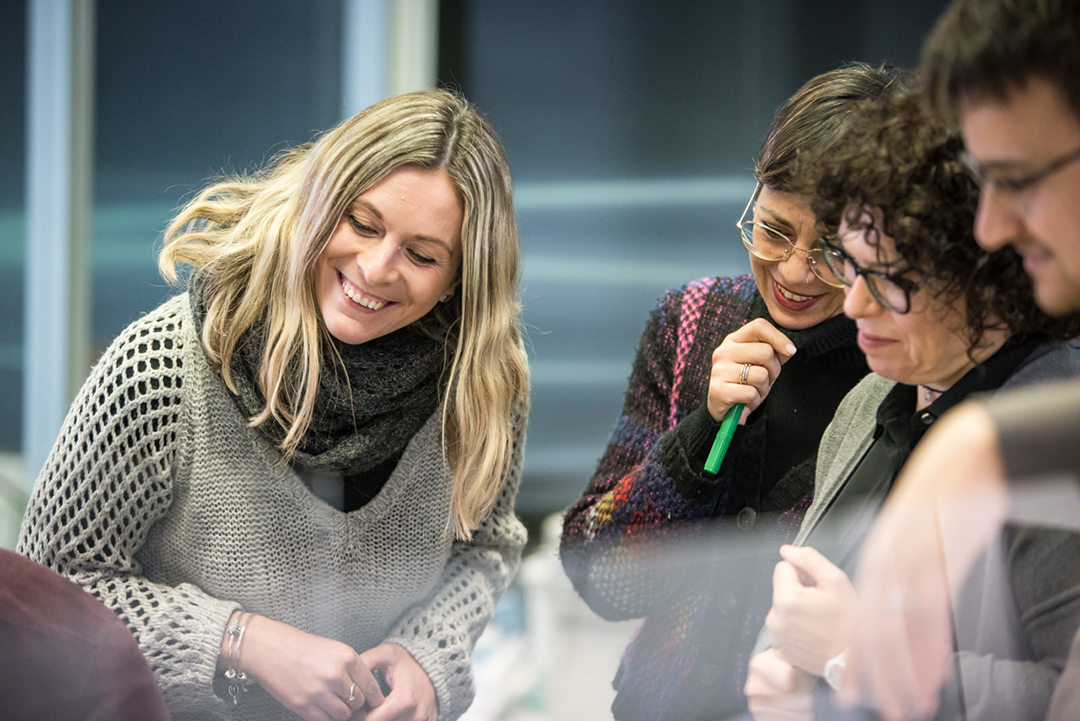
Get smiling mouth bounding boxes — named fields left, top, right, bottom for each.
left=775, top=283, right=814, bottom=303
left=340, top=273, right=388, bottom=310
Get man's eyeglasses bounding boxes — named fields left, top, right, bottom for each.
left=819, top=235, right=925, bottom=314
left=736, top=186, right=843, bottom=288
left=961, top=145, right=1080, bottom=197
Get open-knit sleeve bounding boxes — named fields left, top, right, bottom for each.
left=18, top=297, right=238, bottom=713
left=383, top=409, right=528, bottom=721
left=560, top=277, right=756, bottom=621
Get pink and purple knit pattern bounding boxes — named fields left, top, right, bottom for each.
left=560, top=275, right=756, bottom=719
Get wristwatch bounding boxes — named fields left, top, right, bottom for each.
left=823, top=650, right=848, bottom=691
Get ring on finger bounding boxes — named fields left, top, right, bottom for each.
left=739, top=362, right=753, bottom=385
left=347, top=682, right=356, bottom=703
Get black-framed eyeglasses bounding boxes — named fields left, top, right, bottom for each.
left=819, top=235, right=925, bottom=314
left=735, top=185, right=844, bottom=288
left=961, top=145, right=1080, bottom=196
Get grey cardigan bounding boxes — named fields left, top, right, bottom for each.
left=757, top=343, right=1080, bottom=721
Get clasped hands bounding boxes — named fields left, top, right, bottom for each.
left=745, top=545, right=857, bottom=721
left=223, top=614, right=437, bottom=721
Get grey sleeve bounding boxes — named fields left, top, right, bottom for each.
left=17, top=299, right=239, bottom=714
left=945, top=524, right=1080, bottom=721
left=383, top=411, right=528, bottom=721
left=982, top=379, right=1080, bottom=483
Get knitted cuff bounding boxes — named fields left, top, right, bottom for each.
left=761, top=454, right=816, bottom=513
left=660, top=404, right=733, bottom=505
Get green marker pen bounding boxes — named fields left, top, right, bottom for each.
left=704, top=403, right=743, bottom=473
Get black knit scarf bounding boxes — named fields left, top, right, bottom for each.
left=189, top=274, right=445, bottom=476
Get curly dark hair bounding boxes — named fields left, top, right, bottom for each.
left=811, top=79, right=1080, bottom=352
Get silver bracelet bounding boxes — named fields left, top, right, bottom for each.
left=224, top=612, right=254, bottom=704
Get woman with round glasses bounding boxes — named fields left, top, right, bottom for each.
left=559, top=64, right=902, bottom=721
left=746, top=80, right=1080, bottom=721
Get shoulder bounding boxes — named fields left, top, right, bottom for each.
left=837, top=373, right=895, bottom=417
left=1004, top=341, right=1080, bottom=389
left=820, top=374, right=895, bottom=450
left=101, top=295, right=192, bottom=363
left=810, top=374, right=895, bottom=514
left=651, top=274, right=756, bottom=334
left=659, top=274, right=755, bottom=311
left=86, top=295, right=194, bottom=415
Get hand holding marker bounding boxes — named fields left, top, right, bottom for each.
left=704, top=403, right=744, bottom=473
left=702, top=320, right=797, bottom=473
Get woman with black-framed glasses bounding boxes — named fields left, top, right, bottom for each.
left=748, top=77, right=1080, bottom=721
left=559, top=64, right=909, bottom=721
left=818, top=233, right=928, bottom=314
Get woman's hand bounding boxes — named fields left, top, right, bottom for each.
left=231, top=614, right=386, bottom=721
left=708, top=318, right=797, bottom=422
left=744, top=648, right=817, bottom=721
left=765, top=545, right=857, bottom=676
left=354, top=643, right=437, bottom=721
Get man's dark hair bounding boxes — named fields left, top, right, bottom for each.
left=922, top=0, right=1080, bottom=123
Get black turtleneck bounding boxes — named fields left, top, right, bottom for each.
left=664, top=291, right=869, bottom=515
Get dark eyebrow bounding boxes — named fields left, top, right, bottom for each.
left=757, top=206, right=796, bottom=233
left=978, top=158, right=1031, bottom=172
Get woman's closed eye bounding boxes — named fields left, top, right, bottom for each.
left=760, top=222, right=792, bottom=242
left=348, top=216, right=379, bottom=235
left=407, top=248, right=438, bottom=265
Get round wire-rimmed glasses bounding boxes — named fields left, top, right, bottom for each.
left=818, top=235, right=926, bottom=314
left=736, top=185, right=843, bottom=288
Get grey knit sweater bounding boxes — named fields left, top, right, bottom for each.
left=18, top=294, right=528, bottom=721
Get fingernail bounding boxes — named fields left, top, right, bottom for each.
left=786, top=344, right=797, bottom=355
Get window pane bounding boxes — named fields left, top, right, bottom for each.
left=445, top=0, right=950, bottom=515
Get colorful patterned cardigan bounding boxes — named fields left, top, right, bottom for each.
left=560, top=274, right=868, bottom=721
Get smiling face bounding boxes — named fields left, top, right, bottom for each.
left=838, top=215, right=1007, bottom=389
left=315, top=165, right=463, bottom=345
left=748, top=185, right=846, bottom=330
left=961, top=76, right=1080, bottom=315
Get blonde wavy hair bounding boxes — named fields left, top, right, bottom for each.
left=160, top=89, right=530, bottom=539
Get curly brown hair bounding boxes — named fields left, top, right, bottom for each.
left=811, top=79, right=1080, bottom=351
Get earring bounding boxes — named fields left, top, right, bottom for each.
left=440, top=293, right=453, bottom=303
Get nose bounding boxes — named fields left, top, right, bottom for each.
left=776, top=250, right=819, bottom=286
left=974, top=184, right=1024, bottom=252
left=842, top=274, right=880, bottom=319
left=357, top=237, right=398, bottom=285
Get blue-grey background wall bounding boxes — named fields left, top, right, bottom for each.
left=0, top=0, right=950, bottom=520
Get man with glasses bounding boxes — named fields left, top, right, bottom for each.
left=842, top=1, right=1080, bottom=719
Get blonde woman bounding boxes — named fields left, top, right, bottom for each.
left=18, top=89, right=530, bottom=721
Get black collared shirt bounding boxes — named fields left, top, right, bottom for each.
left=805, top=337, right=1044, bottom=575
